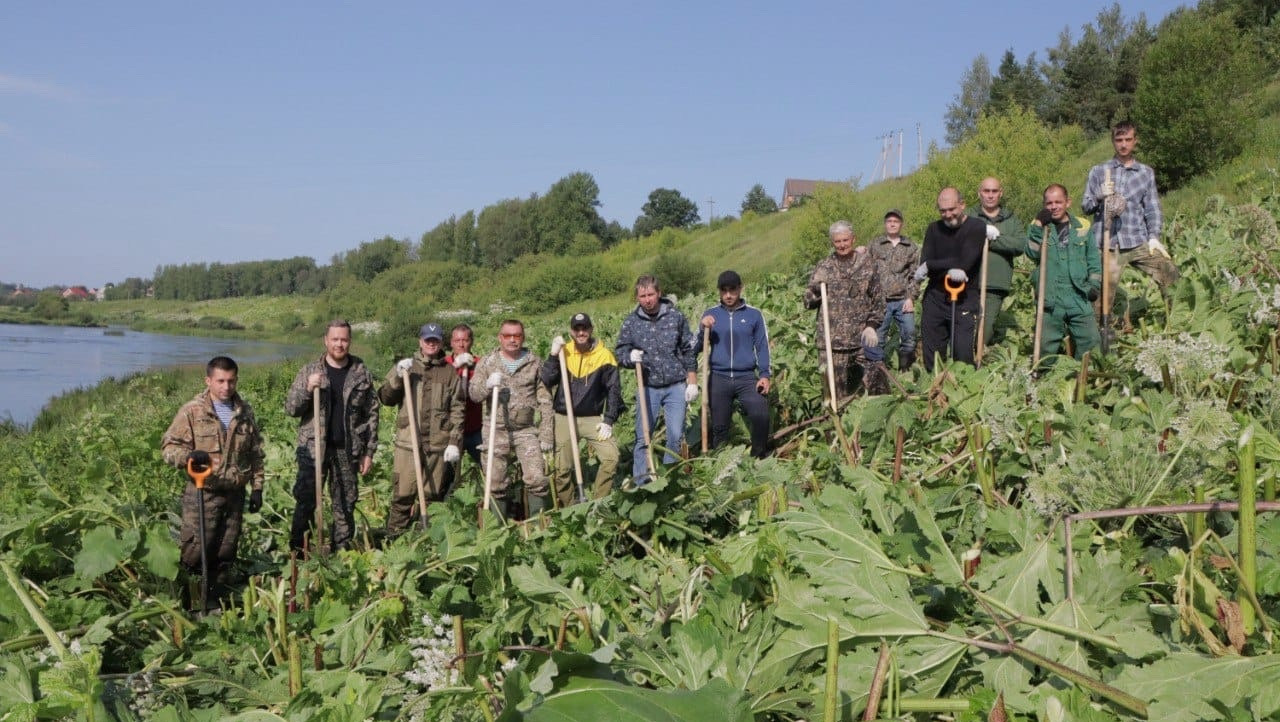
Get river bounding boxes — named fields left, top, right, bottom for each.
left=0, top=323, right=309, bottom=426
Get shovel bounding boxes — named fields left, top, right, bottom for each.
left=401, top=366, right=430, bottom=529
left=943, top=275, right=966, bottom=362
left=185, top=456, right=213, bottom=614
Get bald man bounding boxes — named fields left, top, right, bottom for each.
left=914, top=188, right=986, bottom=370
left=967, top=177, right=1025, bottom=347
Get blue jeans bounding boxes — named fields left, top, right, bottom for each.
left=632, top=383, right=687, bottom=484
left=876, top=299, right=916, bottom=353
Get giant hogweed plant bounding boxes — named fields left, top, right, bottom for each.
left=2, top=198, right=1280, bottom=718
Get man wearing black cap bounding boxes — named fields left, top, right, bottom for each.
left=378, top=323, right=464, bottom=534
left=696, top=271, right=772, bottom=458
left=869, top=210, right=921, bottom=370
left=541, top=312, right=623, bottom=504
left=284, top=320, right=380, bottom=552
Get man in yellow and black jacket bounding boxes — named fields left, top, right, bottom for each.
left=540, top=312, right=623, bottom=505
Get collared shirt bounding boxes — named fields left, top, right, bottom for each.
left=1082, top=157, right=1163, bottom=251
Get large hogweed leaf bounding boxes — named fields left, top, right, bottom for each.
left=1112, top=653, right=1280, bottom=721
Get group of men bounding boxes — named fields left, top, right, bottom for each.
left=156, top=121, right=1178, bottom=609
left=157, top=271, right=776, bottom=607
left=813, top=120, right=1179, bottom=391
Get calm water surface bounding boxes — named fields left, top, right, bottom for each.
left=0, top=324, right=308, bottom=426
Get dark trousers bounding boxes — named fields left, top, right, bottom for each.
left=180, top=484, right=244, bottom=574
left=920, top=288, right=978, bottom=371
left=291, top=446, right=359, bottom=552
left=709, top=373, right=770, bottom=459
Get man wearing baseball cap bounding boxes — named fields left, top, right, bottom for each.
left=541, top=312, right=623, bottom=504
left=378, top=322, right=464, bottom=535
left=869, top=209, right=922, bottom=370
left=695, top=270, right=772, bottom=458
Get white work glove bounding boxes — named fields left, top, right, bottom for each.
left=912, top=262, right=929, bottom=282
left=684, top=383, right=699, bottom=403
left=947, top=268, right=968, bottom=284
left=596, top=422, right=612, bottom=440
left=861, top=327, right=879, bottom=349
left=396, top=358, right=413, bottom=373
left=629, top=349, right=644, bottom=364
left=550, top=335, right=565, bottom=357
left=443, top=445, right=460, bottom=462
left=451, top=352, right=474, bottom=368
left=1102, top=180, right=1115, bottom=197
left=1148, top=238, right=1171, bottom=259
left=540, top=441, right=553, bottom=453
left=485, top=372, right=503, bottom=390
left=985, top=224, right=1000, bottom=241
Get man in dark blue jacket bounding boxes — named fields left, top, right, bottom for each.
left=695, top=270, right=771, bottom=459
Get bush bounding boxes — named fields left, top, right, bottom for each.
left=508, top=256, right=629, bottom=314
left=1133, top=9, right=1269, bottom=189
left=651, top=251, right=707, bottom=299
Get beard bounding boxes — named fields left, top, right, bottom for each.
left=944, top=216, right=963, bottom=229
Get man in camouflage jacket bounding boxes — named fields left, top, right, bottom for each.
left=284, top=320, right=379, bottom=552
left=161, top=356, right=264, bottom=606
left=379, top=323, right=464, bottom=533
left=469, top=319, right=554, bottom=518
left=869, top=209, right=921, bottom=370
left=804, top=220, right=887, bottom=397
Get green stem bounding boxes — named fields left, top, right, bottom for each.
left=0, top=560, right=69, bottom=659
left=1122, top=435, right=1193, bottom=534
left=1239, top=425, right=1258, bottom=635
left=969, top=590, right=1123, bottom=651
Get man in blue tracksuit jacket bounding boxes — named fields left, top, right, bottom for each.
left=695, top=270, right=771, bottom=459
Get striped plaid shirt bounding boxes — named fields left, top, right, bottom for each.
left=1081, top=157, right=1163, bottom=251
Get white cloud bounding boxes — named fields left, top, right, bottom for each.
left=0, top=72, right=76, bottom=101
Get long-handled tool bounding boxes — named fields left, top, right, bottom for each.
left=401, top=367, right=430, bottom=529
left=311, top=386, right=324, bottom=555
left=976, top=239, right=990, bottom=366
left=1032, top=222, right=1052, bottom=368
left=700, top=324, right=710, bottom=452
left=482, top=384, right=501, bottom=523
left=943, top=275, right=966, bottom=362
left=819, top=283, right=839, bottom=413
left=634, top=361, right=655, bottom=480
left=556, top=348, right=586, bottom=503
left=1100, top=167, right=1114, bottom=355
left=185, top=456, right=213, bottom=614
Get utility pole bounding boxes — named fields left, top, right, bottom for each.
left=705, top=197, right=715, bottom=225
left=898, top=129, right=904, bottom=177
left=916, top=123, right=923, bottom=169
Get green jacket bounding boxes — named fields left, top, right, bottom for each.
left=379, top=351, right=465, bottom=453
left=1026, top=214, right=1101, bottom=312
left=968, top=206, right=1025, bottom=294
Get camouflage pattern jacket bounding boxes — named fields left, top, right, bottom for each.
left=284, top=355, right=380, bottom=460
left=379, top=351, right=464, bottom=453
left=803, top=250, right=885, bottom=350
left=469, top=349, right=554, bottom=446
left=161, top=390, right=265, bottom=492
left=869, top=235, right=921, bottom=301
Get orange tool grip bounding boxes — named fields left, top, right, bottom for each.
left=186, top=457, right=213, bottom=490
left=944, top=275, right=966, bottom=302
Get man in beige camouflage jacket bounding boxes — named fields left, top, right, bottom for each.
left=468, top=319, right=553, bottom=519
left=804, top=220, right=887, bottom=397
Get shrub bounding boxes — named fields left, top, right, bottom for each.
left=651, top=251, right=707, bottom=299
left=1133, top=9, right=1269, bottom=189
left=789, top=180, right=873, bottom=269
left=508, top=256, right=629, bottom=314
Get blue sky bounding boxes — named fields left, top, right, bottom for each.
left=2, top=1, right=1188, bottom=288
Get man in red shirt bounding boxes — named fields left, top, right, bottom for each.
left=444, top=323, right=483, bottom=494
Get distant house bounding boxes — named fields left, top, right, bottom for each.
left=10, top=286, right=35, bottom=300
left=61, top=286, right=92, bottom=301
left=780, top=178, right=841, bottom=210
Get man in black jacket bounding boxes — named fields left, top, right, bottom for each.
left=915, top=188, right=986, bottom=370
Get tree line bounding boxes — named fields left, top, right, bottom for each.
left=100, top=171, right=785, bottom=303
left=943, top=0, right=1277, bottom=189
